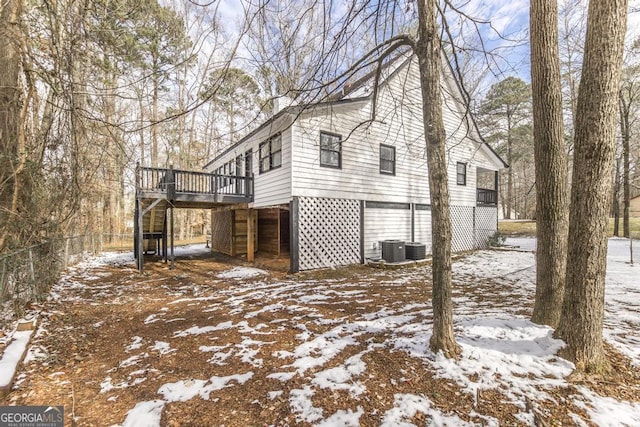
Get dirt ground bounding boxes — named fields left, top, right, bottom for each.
left=3, top=249, right=640, bottom=426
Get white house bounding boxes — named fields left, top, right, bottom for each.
left=203, top=54, right=506, bottom=272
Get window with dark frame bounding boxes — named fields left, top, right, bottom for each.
left=320, top=132, right=341, bottom=168
left=259, top=134, right=282, bottom=173
left=457, top=162, right=467, bottom=185
left=380, top=144, right=396, bottom=175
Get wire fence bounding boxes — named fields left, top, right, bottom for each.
left=0, top=235, right=102, bottom=322
left=0, top=234, right=133, bottom=323
left=0, top=233, right=205, bottom=327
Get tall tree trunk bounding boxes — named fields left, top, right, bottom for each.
left=613, top=156, right=621, bottom=237
left=0, top=0, right=24, bottom=251
left=152, top=72, right=159, bottom=167
left=555, top=0, right=628, bottom=373
left=620, top=94, right=631, bottom=238
left=530, top=0, right=569, bottom=328
left=506, top=123, right=513, bottom=219
left=138, top=92, right=146, bottom=164
left=416, top=0, right=460, bottom=359
left=103, top=67, right=118, bottom=238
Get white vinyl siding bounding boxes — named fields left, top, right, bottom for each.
left=205, top=116, right=293, bottom=208
left=291, top=57, right=501, bottom=206
left=414, top=209, right=432, bottom=253
left=440, top=68, right=500, bottom=206
left=363, top=207, right=412, bottom=260
left=205, top=56, right=501, bottom=212
left=292, top=100, right=431, bottom=203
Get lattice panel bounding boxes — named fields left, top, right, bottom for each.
left=298, top=197, right=361, bottom=270
left=451, top=206, right=475, bottom=252
left=475, top=206, right=498, bottom=248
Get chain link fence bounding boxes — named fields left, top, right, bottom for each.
left=0, top=233, right=209, bottom=328
left=0, top=235, right=127, bottom=327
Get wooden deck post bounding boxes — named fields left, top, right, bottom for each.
left=163, top=209, right=168, bottom=263
left=135, top=162, right=144, bottom=273
left=168, top=164, right=176, bottom=200
left=247, top=208, right=254, bottom=262
left=137, top=198, right=144, bottom=273
left=170, top=205, right=175, bottom=270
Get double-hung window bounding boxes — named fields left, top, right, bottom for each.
left=259, top=134, right=282, bottom=173
left=380, top=144, right=396, bottom=175
left=456, top=162, right=467, bottom=185
left=320, top=132, right=341, bottom=168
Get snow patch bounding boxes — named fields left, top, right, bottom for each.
left=312, top=352, right=367, bottom=396
left=151, top=341, right=175, bottom=355
left=173, top=321, right=234, bottom=337
left=119, top=400, right=165, bottom=427
left=576, top=386, right=640, bottom=426
left=216, top=267, right=267, bottom=279
left=0, top=329, right=34, bottom=389
left=267, top=372, right=296, bottom=382
left=316, top=407, right=364, bottom=426
left=125, top=336, right=144, bottom=352
left=268, top=390, right=283, bottom=400
left=289, top=386, right=323, bottom=423
left=381, top=393, right=476, bottom=427
left=158, top=372, right=253, bottom=402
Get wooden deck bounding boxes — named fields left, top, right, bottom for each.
left=137, top=166, right=253, bottom=208
left=135, top=165, right=254, bottom=272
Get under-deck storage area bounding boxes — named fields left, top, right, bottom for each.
left=210, top=209, right=257, bottom=256
left=257, top=208, right=290, bottom=256
left=211, top=207, right=290, bottom=258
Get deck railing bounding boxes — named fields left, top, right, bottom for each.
left=477, top=188, right=498, bottom=205
left=136, top=165, right=253, bottom=199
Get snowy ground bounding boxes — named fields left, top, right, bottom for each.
left=5, top=240, right=640, bottom=426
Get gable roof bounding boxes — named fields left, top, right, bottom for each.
left=202, top=96, right=370, bottom=169
left=329, top=50, right=414, bottom=101
left=204, top=51, right=507, bottom=170
left=441, top=58, right=508, bottom=169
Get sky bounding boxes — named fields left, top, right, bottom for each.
left=203, top=0, right=640, bottom=95
left=450, top=0, right=640, bottom=87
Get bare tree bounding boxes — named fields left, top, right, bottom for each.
left=416, top=0, right=460, bottom=358
left=558, top=0, right=587, bottom=141
left=530, top=0, right=569, bottom=328
left=618, top=64, right=640, bottom=238
left=0, top=0, right=25, bottom=251
left=242, top=0, right=463, bottom=357
left=555, top=0, right=628, bottom=373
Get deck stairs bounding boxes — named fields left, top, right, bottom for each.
left=134, top=165, right=254, bottom=270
